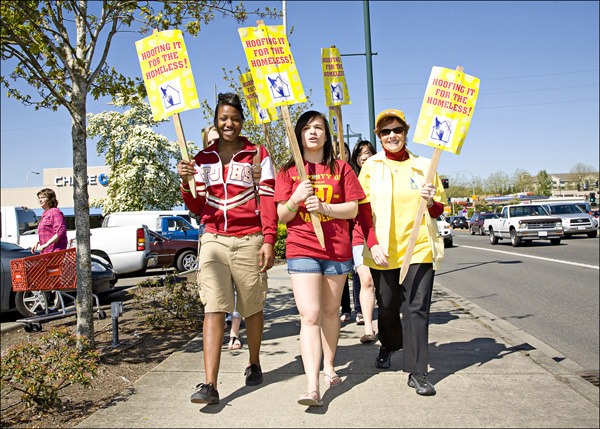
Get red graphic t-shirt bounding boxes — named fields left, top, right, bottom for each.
left=274, top=160, right=365, bottom=261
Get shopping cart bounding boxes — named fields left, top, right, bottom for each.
left=10, top=248, right=106, bottom=332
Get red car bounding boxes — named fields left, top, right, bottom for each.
left=148, top=230, right=198, bottom=272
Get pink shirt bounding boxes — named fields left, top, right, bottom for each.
left=38, top=207, right=68, bottom=253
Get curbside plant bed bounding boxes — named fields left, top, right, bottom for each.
left=1, top=271, right=202, bottom=429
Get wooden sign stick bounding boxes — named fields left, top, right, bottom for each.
left=280, top=105, right=326, bottom=248
left=334, top=105, right=346, bottom=161
left=399, top=148, right=441, bottom=284
left=172, top=112, right=197, bottom=198
left=399, top=65, right=464, bottom=285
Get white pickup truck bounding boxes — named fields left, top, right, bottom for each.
left=1, top=205, right=158, bottom=276
left=483, top=203, right=563, bottom=247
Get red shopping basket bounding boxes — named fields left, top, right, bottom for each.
left=10, top=248, right=77, bottom=292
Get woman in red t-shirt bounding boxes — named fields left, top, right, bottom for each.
left=274, top=110, right=365, bottom=407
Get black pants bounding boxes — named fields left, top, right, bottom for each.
left=370, top=263, right=434, bottom=374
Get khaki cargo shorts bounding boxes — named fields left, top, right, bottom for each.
left=197, top=232, right=268, bottom=317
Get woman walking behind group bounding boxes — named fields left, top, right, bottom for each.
left=177, top=93, right=278, bottom=405
left=274, top=110, right=365, bottom=407
left=349, top=140, right=377, bottom=344
left=357, top=109, right=446, bottom=396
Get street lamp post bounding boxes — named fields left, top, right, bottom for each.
left=26, top=171, right=40, bottom=188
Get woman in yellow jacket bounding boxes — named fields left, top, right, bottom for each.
left=357, top=109, right=446, bottom=396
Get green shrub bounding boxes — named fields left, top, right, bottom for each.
left=134, top=272, right=203, bottom=330
left=275, top=221, right=287, bottom=260
left=0, top=327, right=99, bottom=410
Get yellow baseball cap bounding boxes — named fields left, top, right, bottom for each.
left=375, top=109, right=407, bottom=131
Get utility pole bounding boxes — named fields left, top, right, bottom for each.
left=339, top=1, right=377, bottom=149
left=363, top=1, right=376, bottom=148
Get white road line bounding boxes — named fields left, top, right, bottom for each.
left=458, top=245, right=600, bottom=270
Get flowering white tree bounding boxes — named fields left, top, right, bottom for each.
left=87, top=97, right=197, bottom=213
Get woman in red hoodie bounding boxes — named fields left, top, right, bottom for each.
left=177, top=93, right=278, bottom=406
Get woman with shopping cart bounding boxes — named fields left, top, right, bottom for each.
left=33, top=188, right=68, bottom=254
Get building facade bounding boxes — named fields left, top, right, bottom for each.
left=1, top=166, right=110, bottom=213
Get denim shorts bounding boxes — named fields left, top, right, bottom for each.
left=287, top=257, right=353, bottom=276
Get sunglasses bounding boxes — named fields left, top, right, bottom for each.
left=379, top=126, right=405, bottom=137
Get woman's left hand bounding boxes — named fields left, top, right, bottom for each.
left=304, top=195, right=323, bottom=213
left=421, top=183, right=436, bottom=206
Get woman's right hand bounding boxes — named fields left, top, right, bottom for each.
left=290, top=179, right=313, bottom=204
left=177, top=160, right=196, bottom=181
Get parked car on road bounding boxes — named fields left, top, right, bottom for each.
left=448, top=216, right=468, bottom=229
left=436, top=216, right=453, bottom=248
left=0, top=241, right=116, bottom=317
left=148, top=230, right=198, bottom=272
left=469, top=212, right=498, bottom=235
left=541, top=202, right=598, bottom=238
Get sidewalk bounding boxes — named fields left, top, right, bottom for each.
left=76, top=264, right=599, bottom=428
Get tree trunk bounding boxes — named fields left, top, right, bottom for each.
left=71, top=90, right=95, bottom=350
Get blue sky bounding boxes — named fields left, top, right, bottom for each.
left=1, top=1, right=598, bottom=189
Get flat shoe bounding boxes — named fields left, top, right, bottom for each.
left=298, top=391, right=323, bottom=407
left=360, top=332, right=377, bottom=343
left=323, top=373, right=342, bottom=386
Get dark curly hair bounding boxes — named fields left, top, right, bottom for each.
left=213, top=92, right=245, bottom=125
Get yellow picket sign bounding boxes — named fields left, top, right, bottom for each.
left=321, top=46, right=351, bottom=106
left=239, top=21, right=324, bottom=248
left=328, top=108, right=339, bottom=139
left=239, top=72, right=278, bottom=124
left=412, top=66, right=480, bottom=155
left=238, top=24, right=306, bottom=108
left=135, top=30, right=200, bottom=121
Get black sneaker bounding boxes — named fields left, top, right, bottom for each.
left=244, top=364, right=263, bottom=386
left=190, top=382, right=219, bottom=404
left=375, top=346, right=393, bottom=369
left=408, top=373, right=436, bottom=396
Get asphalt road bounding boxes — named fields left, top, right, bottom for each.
left=437, top=228, right=599, bottom=370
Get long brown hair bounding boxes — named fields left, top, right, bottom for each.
left=281, top=110, right=337, bottom=175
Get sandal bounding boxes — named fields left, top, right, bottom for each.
left=228, top=336, right=243, bottom=350
left=297, top=390, right=323, bottom=407
left=323, top=373, right=342, bottom=386
left=360, top=332, right=377, bottom=344
left=355, top=313, right=364, bottom=325
left=340, top=313, right=350, bottom=323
